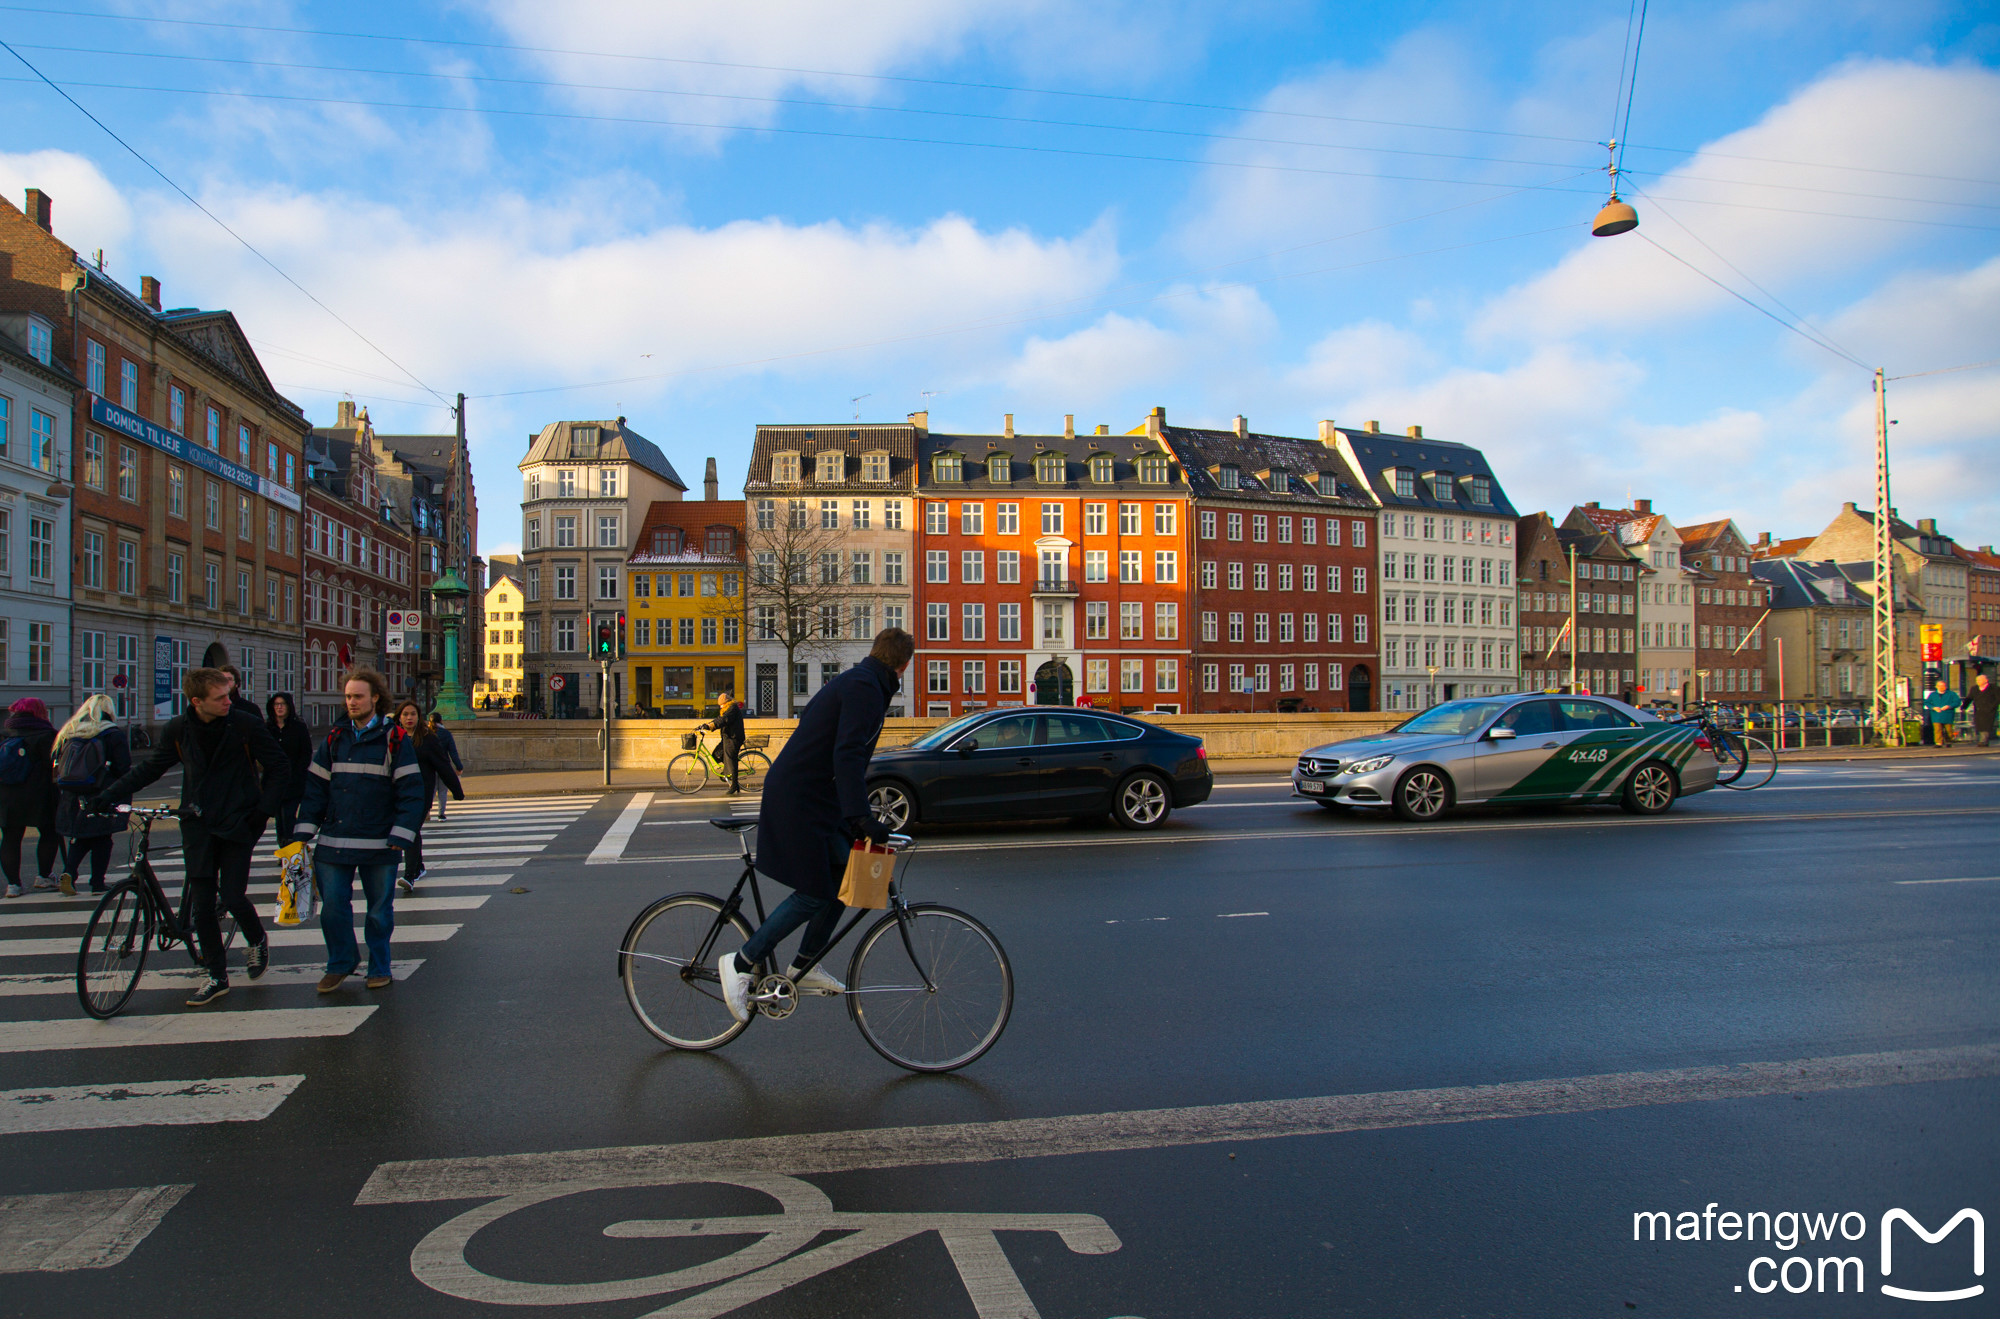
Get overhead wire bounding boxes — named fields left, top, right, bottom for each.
left=1635, top=232, right=1871, bottom=370
left=1615, top=0, right=1650, bottom=178
left=0, top=38, right=451, bottom=408
left=5, top=3, right=1996, bottom=187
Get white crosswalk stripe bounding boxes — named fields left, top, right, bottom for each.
left=0, top=794, right=599, bottom=1141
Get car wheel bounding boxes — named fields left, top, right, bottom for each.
left=1620, top=761, right=1678, bottom=815
left=868, top=781, right=915, bottom=831
left=1392, top=767, right=1452, bottom=822
left=1112, top=772, right=1172, bottom=830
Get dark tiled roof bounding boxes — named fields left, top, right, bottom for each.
left=915, top=428, right=1185, bottom=494
left=1752, top=558, right=1873, bottom=610
left=0, top=332, right=79, bottom=390
left=523, top=418, right=685, bottom=489
left=1335, top=430, right=1518, bottom=517
left=1157, top=425, right=1372, bottom=508
left=376, top=434, right=455, bottom=484
left=746, top=422, right=920, bottom=492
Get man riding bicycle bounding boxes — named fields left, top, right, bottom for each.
left=718, top=628, right=911, bottom=1022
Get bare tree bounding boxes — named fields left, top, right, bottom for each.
left=746, top=502, right=852, bottom=715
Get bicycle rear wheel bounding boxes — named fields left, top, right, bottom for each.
left=1719, top=737, right=1777, bottom=790
left=735, top=751, right=771, bottom=788
left=77, top=880, right=154, bottom=1019
left=621, top=894, right=754, bottom=1049
left=847, top=904, right=1012, bottom=1073
left=1709, top=729, right=1748, bottom=784
left=666, top=753, right=709, bottom=795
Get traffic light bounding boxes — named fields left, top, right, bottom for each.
left=594, top=615, right=615, bottom=658
left=617, top=612, right=628, bottom=658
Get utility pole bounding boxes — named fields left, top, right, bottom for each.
left=1870, top=368, right=1900, bottom=746
left=1568, top=543, right=1579, bottom=694
left=601, top=657, right=611, bottom=786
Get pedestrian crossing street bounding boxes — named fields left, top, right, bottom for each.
left=0, top=795, right=598, bottom=1139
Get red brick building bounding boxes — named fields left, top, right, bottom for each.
left=1516, top=512, right=1641, bottom=699
left=912, top=417, right=1192, bottom=714
left=1679, top=519, right=1771, bottom=704
left=1154, top=412, right=1379, bottom=711
left=302, top=404, right=416, bottom=724
left=1960, top=543, right=2000, bottom=662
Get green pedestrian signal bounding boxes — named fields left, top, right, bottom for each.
left=595, top=616, right=615, bottom=658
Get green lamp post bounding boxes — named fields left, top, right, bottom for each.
left=429, top=567, right=476, bottom=721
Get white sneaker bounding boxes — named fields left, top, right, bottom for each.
left=4, top=884, right=19, bottom=898
left=718, top=951, right=753, bottom=1023
left=791, top=964, right=845, bottom=996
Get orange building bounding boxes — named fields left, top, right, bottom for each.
left=911, top=418, right=1193, bottom=714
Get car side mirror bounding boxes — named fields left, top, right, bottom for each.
left=957, top=739, right=978, bottom=755
left=1486, top=726, right=1517, bottom=741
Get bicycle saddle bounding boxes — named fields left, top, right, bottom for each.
left=709, top=818, right=757, bottom=832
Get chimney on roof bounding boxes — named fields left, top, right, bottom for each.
left=615, top=415, right=626, bottom=428
left=1585, top=500, right=1600, bottom=510
left=140, top=275, right=161, bottom=310
left=1633, top=498, right=1651, bottom=514
left=1755, top=531, right=1771, bottom=548
left=1842, top=500, right=1858, bottom=514
left=23, top=189, right=51, bottom=232
left=1003, top=413, right=1014, bottom=439
left=704, top=456, right=718, bottom=502
left=1317, top=420, right=1338, bottom=446
left=1232, top=415, right=1248, bottom=437
left=1365, top=420, right=1380, bottom=433
left=1064, top=414, right=1075, bottom=440
left=1406, top=424, right=1422, bottom=439
left=907, top=410, right=928, bottom=432
left=336, top=400, right=357, bottom=428
left=1145, top=405, right=1165, bottom=440
left=1095, top=424, right=1108, bottom=435
left=1917, top=517, right=1937, bottom=534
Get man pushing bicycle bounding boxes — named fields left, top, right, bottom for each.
left=718, top=628, right=910, bottom=1022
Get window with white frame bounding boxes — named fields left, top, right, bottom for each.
left=996, top=503, right=1019, bottom=534
left=1085, top=600, right=1109, bottom=640
left=927, top=660, right=950, bottom=693
left=1085, top=658, right=1109, bottom=693
left=1121, top=502, right=1143, bottom=534
left=1155, top=602, right=1178, bottom=640
left=1041, top=503, right=1063, bottom=534
left=1202, top=611, right=1217, bottom=642
left=1121, top=658, right=1143, bottom=693
left=927, top=602, right=949, bottom=640
left=1121, top=601, right=1143, bottom=640
left=1202, top=663, right=1219, bottom=692
left=962, top=603, right=985, bottom=641
left=998, top=602, right=1020, bottom=641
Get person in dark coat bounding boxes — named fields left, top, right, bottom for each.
left=425, top=712, right=463, bottom=820
left=0, top=697, right=61, bottom=897
left=265, top=692, right=313, bottom=843
left=92, top=668, right=289, bottom=1005
left=701, top=692, right=747, bottom=794
left=1970, top=672, right=1998, bottom=748
left=393, top=700, right=463, bottom=894
left=53, top=694, right=132, bottom=895
left=718, top=629, right=912, bottom=1021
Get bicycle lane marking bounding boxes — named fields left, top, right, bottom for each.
left=0, top=1184, right=193, bottom=1273
left=587, top=792, right=654, bottom=865
left=0, top=1074, right=303, bottom=1134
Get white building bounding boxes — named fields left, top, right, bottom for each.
left=1570, top=501, right=1697, bottom=705
left=0, top=311, right=74, bottom=717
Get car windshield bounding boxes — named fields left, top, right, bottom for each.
left=909, top=712, right=993, bottom=750
left=1390, top=700, right=1507, bottom=737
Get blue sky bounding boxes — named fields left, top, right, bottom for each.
left=2, top=0, right=1995, bottom=559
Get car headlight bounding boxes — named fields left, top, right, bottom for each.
left=1345, top=754, right=1394, bottom=775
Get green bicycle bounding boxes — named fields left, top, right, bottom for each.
left=667, top=733, right=771, bottom=794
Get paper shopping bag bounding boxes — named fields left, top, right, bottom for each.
left=837, top=841, right=895, bottom=909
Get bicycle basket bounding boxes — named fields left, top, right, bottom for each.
left=743, top=734, right=770, bottom=749
left=679, top=733, right=698, bottom=750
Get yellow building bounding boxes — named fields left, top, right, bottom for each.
left=626, top=499, right=746, bottom=716
left=475, top=565, right=527, bottom=710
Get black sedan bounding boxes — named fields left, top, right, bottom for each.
left=866, top=708, right=1212, bottom=831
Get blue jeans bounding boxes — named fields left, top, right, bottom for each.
left=317, top=859, right=398, bottom=978
left=739, top=891, right=846, bottom=970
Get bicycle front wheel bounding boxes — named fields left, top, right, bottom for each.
left=848, top=904, right=1012, bottom=1073
left=666, top=753, right=709, bottom=795
left=735, top=751, right=771, bottom=788
left=77, top=880, right=154, bottom=1019
left=621, top=894, right=754, bottom=1049
left=1709, top=729, right=1748, bottom=784
left=1719, top=737, right=1777, bottom=790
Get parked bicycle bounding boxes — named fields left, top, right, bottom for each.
left=665, top=733, right=772, bottom=795
left=618, top=820, right=1012, bottom=1072
left=75, top=805, right=238, bottom=1019
left=1673, top=709, right=1777, bottom=790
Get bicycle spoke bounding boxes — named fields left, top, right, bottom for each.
left=622, top=895, right=752, bottom=1050
left=849, top=906, right=1011, bottom=1073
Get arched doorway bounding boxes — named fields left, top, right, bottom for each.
left=1348, top=665, right=1372, bottom=712
left=1033, top=659, right=1074, bottom=706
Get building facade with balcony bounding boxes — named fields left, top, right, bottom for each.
left=911, top=415, right=1192, bottom=716
left=1331, top=424, right=1519, bottom=711
left=743, top=419, right=920, bottom=716
left=3, top=188, right=308, bottom=726
left=518, top=418, right=686, bottom=716
left=1153, top=411, right=1377, bottom=712
left=626, top=493, right=746, bottom=717
left=1569, top=499, right=1696, bottom=704
left=1515, top=514, right=1641, bottom=698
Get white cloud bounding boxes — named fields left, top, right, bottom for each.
left=1001, top=283, right=1276, bottom=413
left=0, top=150, right=133, bottom=255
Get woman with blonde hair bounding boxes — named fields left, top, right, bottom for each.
left=53, top=693, right=132, bottom=895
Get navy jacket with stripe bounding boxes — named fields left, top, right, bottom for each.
left=295, top=713, right=426, bottom=865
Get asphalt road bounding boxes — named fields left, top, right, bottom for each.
left=2, top=758, right=1995, bottom=1317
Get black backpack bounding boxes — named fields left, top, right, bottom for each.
left=56, top=735, right=109, bottom=789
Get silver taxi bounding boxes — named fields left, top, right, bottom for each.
left=1293, top=692, right=1719, bottom=821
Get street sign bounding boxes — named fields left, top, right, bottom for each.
left=386, top=609, right=422, bottom=630
left=1920, top=623, right=1943, bottom=662
left=385, top=633, right=406, bottom=654
left=549, top=674, right=566, bottom=692
left=111, top=673, right=127, bottom=689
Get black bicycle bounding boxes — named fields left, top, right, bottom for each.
left=1673, top=707, right=1776, bottom=789
left=74, top=805, right=238, bottom=1019
left=618, top=819, right=1013, bottom=1072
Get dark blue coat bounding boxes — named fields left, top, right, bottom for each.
left=295, top=715, right=426, bottom=867
left=755, top=657, right=899, bottom=900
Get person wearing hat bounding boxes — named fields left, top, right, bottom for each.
left=701, top=692, right=748, bottom=794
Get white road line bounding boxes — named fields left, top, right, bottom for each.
left=0, top=960, right=424, bottom=996
left=4, top=895, right=486, bottom=929
left=1217, top=911, right=1269, bottom=918
left=0, top=1184, right=193, bottom=1272
left=0, top=1075, right=304, bottom=1135
left=357, top=1042, right=2000, bottom=1204
left=587, top=793, right=653, bottom=865
left=1896, top=875, right=2000, bottom=885
left=0, top=925, right=461, bottom=957
left=0, top=1006, right=377, bottom=1054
